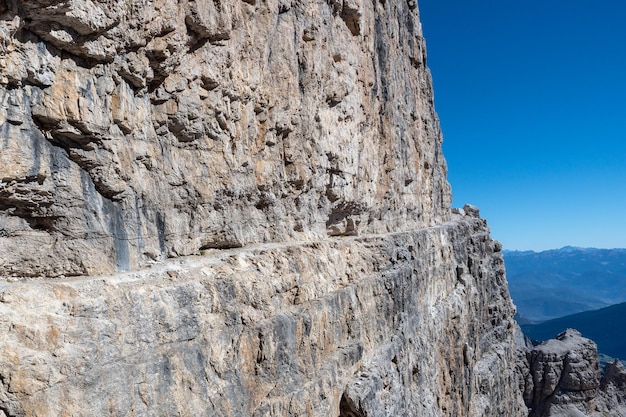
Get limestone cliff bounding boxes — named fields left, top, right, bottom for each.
left=1, top=0, right=449, bottom=277
left=0, top=1, right=527, bottom=416
left=0, top=209, right=525, bottom=416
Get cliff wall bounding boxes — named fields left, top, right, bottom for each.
left=1, top=0, right=449, bottom=277
left=0, top=0, right=528, bottom=416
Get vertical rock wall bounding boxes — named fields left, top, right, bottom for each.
left=1, top=0, right=450, bottom=277
left=0, top=0, right=529, bottom=416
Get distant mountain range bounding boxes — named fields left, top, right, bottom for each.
left=504, top=247, right=626, bottom=322
left=521, top=301, right=626, bottom=361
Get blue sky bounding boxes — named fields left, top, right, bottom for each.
left=419, top=1, right=626, bottom=251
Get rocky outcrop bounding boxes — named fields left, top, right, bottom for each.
left=520, top=329, right=600, bottom=417
left=518, top=329, right=626, bottom=417
left=1, top=0, right=449, bottom=277
left=0, top=0, right=531, bottom=415
left=0, top=210, right=526, bottom=416
left=601, top=360, right=626, bottom=414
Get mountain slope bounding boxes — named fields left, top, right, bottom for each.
left=521, top=301, right=626, bottom=360
left=504, top=247, right=626, bottom=321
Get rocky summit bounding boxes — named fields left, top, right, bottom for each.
left=518, top=329, right=626, bottom=417
left=0, top=1, right=615, bottom=416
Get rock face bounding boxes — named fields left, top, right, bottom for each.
left=0, top=211, right=525, bottom=416
left=518, top=329, right=626, bottom=417
left=0, top=0, right=449, bottom=277
left=0, top=0, right=529, bottom=416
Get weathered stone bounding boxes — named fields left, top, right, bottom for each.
left=519, top=329, right=626, bottom=417
left=0, top=213, right=526, bottom=416
left=599, top=360, right=626, bottom=415
left=1, top=0, right=451, bottom=278
left=602, top=360, right=626, bottom=391
left=0, top=0, right=538, bottom=415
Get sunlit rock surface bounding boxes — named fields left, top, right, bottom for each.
left=1, top=0, right=449, bottom=277
left=0, top=211, right=525, bottom=416
left=0, top=1, right=530, bottom=416
left=519, top=329, right=626, bottom=417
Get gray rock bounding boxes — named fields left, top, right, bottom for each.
left=0, top=215, right=526, bottom=416
left=519, top=329, right=626, bottom=417
left=0, top=0, right=540, bottom=415
left=602, top=360, right=626, bottom=391
left=600, top=360, right=626, bottom=416
left=0, top=0, right=451, bottom=277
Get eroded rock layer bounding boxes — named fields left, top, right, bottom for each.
left=1, top=0, right=450, bottom=277
left=0, top=212, right=525, bottom=416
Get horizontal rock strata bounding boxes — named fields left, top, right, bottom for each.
left=0, top=212, right=525, bottom=416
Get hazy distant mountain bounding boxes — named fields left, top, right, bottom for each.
left=504, top=247, right=626, bottom=322
left=521, top=301, right=626, bottom=360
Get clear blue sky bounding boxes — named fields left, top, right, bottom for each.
left=419, top=1, right=626, bottom=251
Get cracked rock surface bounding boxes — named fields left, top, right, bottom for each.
left=0, top=1, right=533, bottom=416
